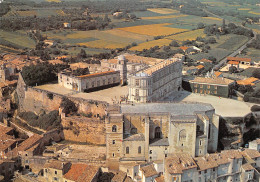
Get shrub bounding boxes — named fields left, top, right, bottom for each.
left=47, top=93, right=54, bottom=100
left=60, top=97, right=78, bottom=115
left=251, top=105, right=260, bottom=112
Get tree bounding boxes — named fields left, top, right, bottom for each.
left=60, top=97, right=78, bottom=115
left=78, top=49, right=87, bottom=58
left=169, top=40, right=179, bottom=47
left=197, top=22, right=205, bottom=29
left=221, top=19, right=226, bottom=30
left=252, top=69, right=260, bottom=79
left=208, top=56, right=217, bottom=64
left=229, top=66, right=237, bottom=73
left=207, top=37, right=217, bottom=44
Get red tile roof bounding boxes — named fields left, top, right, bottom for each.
left=227, top=57, right=251, bottom=62
left=198, top=59, right=212, bottom=63
left=64, top=163, right=100, bottom=182
left=227, top=61, right=239, bottom=65
left=140, top=164, right=158, bottom=178
left=0, top=125, right=13, bottom=135
left=180, top=46, right=189, bottom=51
left=166, top=154, right=197, bottom=174
left=77, top=70, right=119, bottom=78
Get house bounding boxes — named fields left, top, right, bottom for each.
left=227, top=57, right=253, bottom=65
left=43, top=160, right=71, bottom=182
left=139, top=164, right=159, bottom=181
left=43, top=40, right=57, bottom=47
left=214, top=71, right=223, bottom=78
left=249, top=138, right=260, bottom=152
left=183, top=76, right=235, bottom=98
left=198, top=58, right=212, bottom=64
left=237, top=77, right=260, bottom=86
left=179, top=46, right=189, bottom=52
left=227, top=60, right=240, bottom=69
left=63, top=163, right=100, bottom=182
left=196, top=65, right=204, bottom=71
left=164, top=149, right=260, bottom=182
left=182, top=66, right=199, bottom=75
left=0, top=159, right=15, bottom=181
left=63, top=22, right=71, bottom=28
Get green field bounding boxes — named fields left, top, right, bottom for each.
left=0, top=30, right=36, bottom=49
left=190, top=34, right=249, bottom=62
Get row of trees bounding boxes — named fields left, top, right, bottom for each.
left=204, top=23, right=254, bottom=37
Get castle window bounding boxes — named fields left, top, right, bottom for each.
left=112, top=153, right=115, bottom=157
left=135, top=79, right=140, bottom=86
left=155, top=127, right=161, bottom=139
left=138, top=146, right=141, bottom=154
left=208, top=124, right=211, bottom=139
left=135, top=89, right=139, bottom=96
left=112, top=140, right=115, bottom=144
left=199, top=140, right=202, bottom=146
left=130, top=128, right=137, bottom=134
left=150, top=150, right=152, bottom=154
left=112, top=125, right=117, bottom=132
left=179, top=129, right=186, bottom=141
left=126, top=147, right=129, bottom=154
left=55, top=171, right=57, bottom=175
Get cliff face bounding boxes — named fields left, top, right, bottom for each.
left=219, top=115, right=260, bottom=150
left=61, top=116, right=106, bottom=145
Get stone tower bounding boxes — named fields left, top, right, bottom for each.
left=117, top=55, right=127, bottom=85
left=105, top=105, right=124, bottom=170
left=0, top=64, right=10, bottom=82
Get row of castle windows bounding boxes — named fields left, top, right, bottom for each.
left=126, top=146, right=141, bottom=154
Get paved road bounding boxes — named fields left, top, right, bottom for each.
left=203, top=9, right=257, bottom=71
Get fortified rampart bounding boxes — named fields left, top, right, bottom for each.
left=16, top=73, right=108, bottom=117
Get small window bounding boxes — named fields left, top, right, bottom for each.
left=165, top=154, right=167, bottom=157
left=112, top=125, right=117, bottom=132
left=199, top=140, right=202, bottom=146
left=150, top=150, right=152, bottom=154
left=126, top=147, right=129, bottom=154
left=138, top=146, right=141, bottom=154
left=112, top=153, right=115, bottom=157
left=135, top=79, right=140, bottom=86
left=112, top=140, right=115, bottom=144
left=55, top=171, right=57, bottom=175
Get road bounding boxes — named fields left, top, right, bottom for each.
left=203, top=9, right=257, bottom=71
left=213, top=34, right=256, bottom=71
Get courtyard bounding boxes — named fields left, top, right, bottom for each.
left=166, top=91, right=256, bottom=117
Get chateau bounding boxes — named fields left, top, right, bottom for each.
left=105, top=102, right=219, bottom=170
left=128, top=54, right=183, bottom=103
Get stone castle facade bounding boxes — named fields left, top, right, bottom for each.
left=128, top=54, right=184, bottom=103
left=105, top=103, right=219, bottom=170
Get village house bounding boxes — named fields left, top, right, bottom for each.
left=227, top=60, right=240, bottom=70
left=0, top=159, right=15, bottom=181
left=237, top=77, right=260, bottom=87
left=227, top=57, right=253, bottom=65
left=197, top=58, right=212, bottom=64
left=164, top=149, right=260, bottom=182
left=63, top=22, right=71, bottom=28
left=249, top=138, right=260, bottom=152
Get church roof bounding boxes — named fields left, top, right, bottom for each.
left=121, top=102, right=214, bottom=116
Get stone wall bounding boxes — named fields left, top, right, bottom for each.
left=16, top=73, right=108, bottom=117
left=62, top=116, right=106, bottom=145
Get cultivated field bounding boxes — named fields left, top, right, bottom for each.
left=118, top=23, right=187, bottom=36
left=167, top=29, right=206, bottom=41
left=129, top=39, right=172, bottom=51
left=0, top=30, right=36, bottom=49
left=147, top=8, right=180, bottom=14
left=141, top=14, right=187, bottom=20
